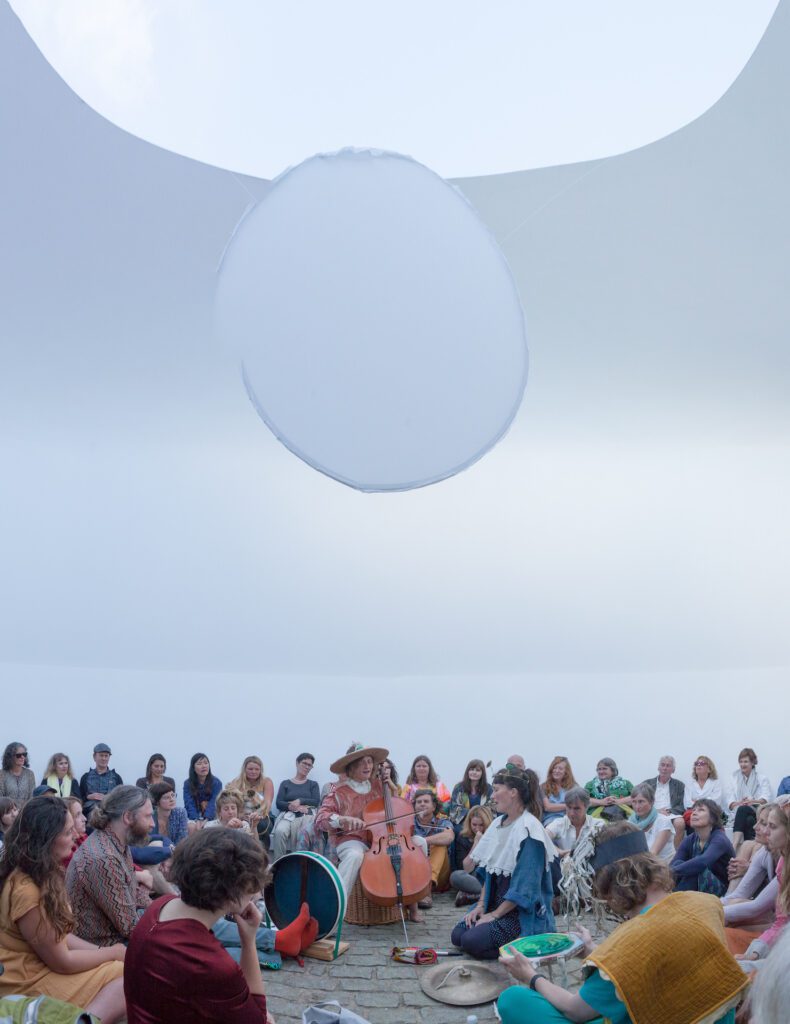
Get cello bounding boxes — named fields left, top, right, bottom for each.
left=359, top=773, right=432, bottom=934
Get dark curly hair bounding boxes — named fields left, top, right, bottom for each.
left=0, top=797, right=74, bottom=940
left=592, top=821, right=674, bottom=917
left=413, top=788, right=441, bottom=815
left=2, top=742, right=29, bottom=773
left=170, top=828, right=270, bottom=912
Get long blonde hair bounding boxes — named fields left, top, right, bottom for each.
left=460, top=804, right=495, bottom=840
left=770, top=805, right=790, bottom=913
left=229, top=756, right=268, bottom=806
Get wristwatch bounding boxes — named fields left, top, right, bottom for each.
left=529, top=972, right=548, bottom=991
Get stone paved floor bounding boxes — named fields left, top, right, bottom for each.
left=264, top=894, right=607, bottom=1024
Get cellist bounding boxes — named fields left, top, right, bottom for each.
left=315, top=743, right=430, bottom=917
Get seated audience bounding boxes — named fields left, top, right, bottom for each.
left=0, top=742, right=35, bottom=805
left=545, top=786, right=604, bottom=858
left=724, top=803, right=785, bottom=954
left=727, top=747, right=772, bottom=851
left=641, top=754, right=686, bottom=847
left=448, top=759, right=493, bottom=831
left=540, top=757, right=578, bottom=825
left=123, top=828, right=274, bottom=1023
left=63, top=795, right=88, bottom=867
left=401, top=755, right=452, bottom=808
left=672, top=798, right=734, bottom=897
left=735, top=802, right=790, bottom=967
left=66, top=784, right=306, bottom=972
left=685, top=754, right=726, bottom=822
left=413, top=789, right=454, bottom=905
left=205, top=789, right=252, bottom=832
left=725, top=802, right=774, bottom=896
left=66, top=785, right=154, bottom=946
left=545, top=786, right=604, bottom=911
left=584, top=757, right=633, bottom=820
left=183, top=752, right=222, bottom=826
left=451, top=765, right=555, bottom=960
left=80, top=743, right=123, bottom=820
left=749, top=925, right=790, bottom=1024
left=630, top=782, right=675, bottom=862
left=135, top=753, right=175, bottom=794
left=41, top=753, right=81, bottom=799
left=271, top=752, right=320, bottom=860
left=497, top=822, right=747, bottom=1024
left=0, top=797, right=19, bottom=851
left=0, top=796, right=126, bottom=1022
left=451, top=805, right=495, bottom=906
left=378, top=758, right=400, bottom=796
left=149, top=781, right=189, bottom=845
left=228, top=756, right=275, bottom=843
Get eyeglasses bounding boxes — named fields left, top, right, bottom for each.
left=14, top=752, right=28, bottom=759
left=694, top=760, right=708, bottom=767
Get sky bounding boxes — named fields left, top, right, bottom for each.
left=1, top=1, right=788, bottom=796
left=9, top=0, right=780, bottom=177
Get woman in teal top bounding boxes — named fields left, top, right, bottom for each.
left=497, top=822, right=746, bottom=1024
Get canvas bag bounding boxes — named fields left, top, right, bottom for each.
left=301, top=1001, right=372, bottom=1024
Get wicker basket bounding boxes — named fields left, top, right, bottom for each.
left=344, top=877, right=401, bottom=925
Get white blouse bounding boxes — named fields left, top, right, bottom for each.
left=684, top=777, right=725, bottom=811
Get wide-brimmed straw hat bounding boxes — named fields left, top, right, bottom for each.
left=330, top=743, right=389, bottom=776
left=420, top=961, right=509, bottom=1006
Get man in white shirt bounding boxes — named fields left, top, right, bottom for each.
left=545, top=787, right=604, bottom=857
left=642, top=755, right=686, bottom=848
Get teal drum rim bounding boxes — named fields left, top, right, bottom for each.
left=263, top=851, right=346, bottom=948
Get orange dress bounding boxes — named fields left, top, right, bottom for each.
left=0, top=870, right=123, bottom=1006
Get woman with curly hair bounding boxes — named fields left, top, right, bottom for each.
left=124, top=828, right=276, bottom=1022
left=0, top=741, right=36, bottom=805
left=41, top=752, right=81, bottom=799
left=540, top=756, right=578, bottom=825
left=450, top=765, right=555, bottom=959
left=0, top=796, right=126, bottom=1021
left=498, top=821, right=747, bottom=1023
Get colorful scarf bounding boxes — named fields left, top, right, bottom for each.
left=588, top=774, right=631, bottom=800
left=633, top=807, right=658, bottom=831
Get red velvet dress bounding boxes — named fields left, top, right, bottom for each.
left=124, top=895, right=267, bottom=1023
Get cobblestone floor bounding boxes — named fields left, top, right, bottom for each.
left=265, top=894, right=606, bottom=1024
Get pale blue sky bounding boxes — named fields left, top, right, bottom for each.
left=10, top=0, right=780, bottom=177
